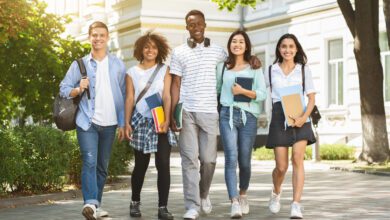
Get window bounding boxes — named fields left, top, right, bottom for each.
left=328, top=39, right=343, bottom=106
left=379, top=32, right=390, bottom=102
left=257, top=51, right=266, bottom=114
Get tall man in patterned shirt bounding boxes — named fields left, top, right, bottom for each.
left=171, top=10, right=261, bottom=219
left=170, top=10, right=225, bottom=220
left=170, top=9, right=226, bottom=219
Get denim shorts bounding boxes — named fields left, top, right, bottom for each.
left=266, top=102, right=316, bottom=148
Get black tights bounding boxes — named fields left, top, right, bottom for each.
left=131, top=134, right=171, bottom=207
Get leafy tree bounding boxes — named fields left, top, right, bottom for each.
left=212, top=0, right=390, bottom=163
left=211, top=0, right=259, bottom=11
left=0, top=0, right=90, bottom=126
left=0, top=0, right=30, bottom=44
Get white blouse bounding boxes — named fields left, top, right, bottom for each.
left=127, top=64, right=168, bottom=118
left=264, top=63, right=316, bottom=103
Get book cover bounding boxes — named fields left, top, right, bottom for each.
left=174, top=102, right=183, bottom=129
left=234, top=77, right=253, bottom=102
left=145, top=93, right=163, bottom=110
left=279, top=84, right=309, bottom=126
left=151, top=106, right=165, bottom=133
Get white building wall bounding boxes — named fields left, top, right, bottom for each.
left=44, top=0, right=390, bottom=147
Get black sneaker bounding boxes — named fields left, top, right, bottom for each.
left=158, top=206, right=174, bottom=220
left=130, top=201, right=142, bottom=217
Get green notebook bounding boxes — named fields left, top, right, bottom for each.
left=174, top=102, right=183, bottom=129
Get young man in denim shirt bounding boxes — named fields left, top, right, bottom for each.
left=60, top=21, right=126, bottom=220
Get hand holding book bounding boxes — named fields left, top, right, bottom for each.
left=158, top=120, right=169, bottom=133
left=288, top=115, right=308, bottom=128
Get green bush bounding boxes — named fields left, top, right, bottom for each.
left=252, top=147, right=274, bottom=160
left=252, top=146, right=312, bottom=160
left=0, top=128, right=24, bottom=193
left=253, top=144, right=355, bottom=161
left=107, top=138, right=133, bottom=182
left=316, top=144, right=355, bottom=160
left=0, top=126, right=133, bottom=194
left=66, top=132, right=133, bottom=185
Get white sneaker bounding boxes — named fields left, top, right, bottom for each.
left=239, top=195, right=249, bottom=215
left=230, top=199, right=242, bottom=219
left=96, top=207, right=109, bottom=217
left=200, top=196, right=212, bottom=214
left=290, top=202, right=303, bottom=219
left=82, top=204, right=96, bottom=220
left=183, top=208, right=199, bottom=219
left=268, top=188, right=281, bottom=214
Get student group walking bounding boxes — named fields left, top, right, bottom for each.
left=60, top=9, right=317, bottom=220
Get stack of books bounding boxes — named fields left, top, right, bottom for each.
left=145, top=93, right=165, bottom=133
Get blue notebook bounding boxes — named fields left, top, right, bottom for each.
left=145, top=93, right=163, bottom=110
left=234, top=77, right=253, bottom=102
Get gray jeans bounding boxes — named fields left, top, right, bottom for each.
left=179, top=110, right=218, bottom=211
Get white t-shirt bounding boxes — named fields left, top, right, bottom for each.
left=127, top=64, right=168, bottom=118
left=265, top=63, right=316, bottom=103
left=92, top=56, right=118, bottom=126
left=170, top=42, right=227, bottom=113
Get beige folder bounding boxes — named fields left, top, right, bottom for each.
left=281, top=93, right=304, bottom=126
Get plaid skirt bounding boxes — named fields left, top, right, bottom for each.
left=130, top=111, right=177, bottom=154
left=266, top=102, right=316, bottom=148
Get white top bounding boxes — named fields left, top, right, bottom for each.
left=170, top=42, right=227, bottom=113
left=264, top=63, right=316, bottom=103
left=92, top=56, right=118, bottom=126
left=127, top=64, right=168, bottom=118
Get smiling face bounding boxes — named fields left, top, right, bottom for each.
left=89, top=27, right=109, bottom=51
left=186, top=14, right=206, bottom=43
left=229, top=34, right=246, bottom=57
left=278, top=38, right=297, bottom=62
left=142, top=40, right=158, bottom=62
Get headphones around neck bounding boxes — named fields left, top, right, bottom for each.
left=187, top=37, right=210, bottom=48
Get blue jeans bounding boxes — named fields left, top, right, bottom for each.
left=219, top=106, right=257, bottom=199
left=76, top=123, right=117, bottom=207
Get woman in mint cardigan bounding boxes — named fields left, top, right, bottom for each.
left=216, top=30, right=267, bottom=218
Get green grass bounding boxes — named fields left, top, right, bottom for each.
left=353, top=162, right=390, bottom=172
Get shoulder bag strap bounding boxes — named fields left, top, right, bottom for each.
left=135, top=63, right=163, bottom=105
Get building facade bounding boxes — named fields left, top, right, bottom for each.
left=45, top=0, right=390, bottom=147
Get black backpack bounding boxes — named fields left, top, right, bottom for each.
left=53, top=58, right=89, bottom=131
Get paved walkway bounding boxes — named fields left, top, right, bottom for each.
left=1, top=152, right=389, bottom=219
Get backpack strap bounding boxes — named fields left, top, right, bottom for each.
left=301, top=64, right=305, bottom=94
left=75, top=58, right=90, bottom=99
left=221, top=63, right=226, bottom=84
left=268, top=65, right=272, bottom=93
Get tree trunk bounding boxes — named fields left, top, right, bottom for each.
left=338, top=0, right=390, bottom=163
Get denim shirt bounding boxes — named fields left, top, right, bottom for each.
left=59, top=53, right=126, bottom=131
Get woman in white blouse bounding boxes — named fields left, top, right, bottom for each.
left=265, top=33, right=316, bottom=219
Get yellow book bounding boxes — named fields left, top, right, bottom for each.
left=151, top=106, right=165, bottom=133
